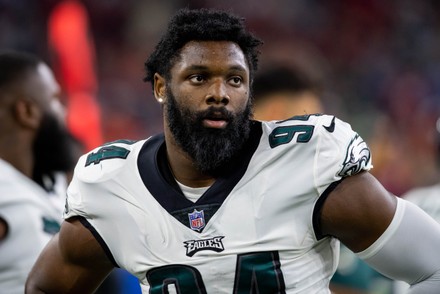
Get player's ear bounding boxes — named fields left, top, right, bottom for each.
left=13, top=98, right=41, bottom=130
left=154, top=73, right=166, bottom=104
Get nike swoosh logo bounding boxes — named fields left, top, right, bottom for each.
left=323, top=116, right=336, bottom=133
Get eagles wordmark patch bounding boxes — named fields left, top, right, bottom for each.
left=183, top=236, right=225, bottom=257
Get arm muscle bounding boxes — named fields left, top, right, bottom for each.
left=25, top=217, right=114, bottom=293
left=320, top=171, right=397, bottom=252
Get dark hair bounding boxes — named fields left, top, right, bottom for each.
left=252, top=65, right=319, bottom=102
left=144, top=8, right=263, bottom=86
left=0, top=51, right=40, bottom=89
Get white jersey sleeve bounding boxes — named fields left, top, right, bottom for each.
left=260, top=114, right=372, bottom=194
left=314, top=115, right=373, bottom=194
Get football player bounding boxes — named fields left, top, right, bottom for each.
left=0, top=51, right=76, bottom=293
left=26, top=8, right=440, bottom=293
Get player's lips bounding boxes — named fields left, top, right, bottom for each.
left=201, top=109, right=230, bottom=128
left=203, top=118, right=228, bottom=128
left=203, top=111, right=228, bottom=129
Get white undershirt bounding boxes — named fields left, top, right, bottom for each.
left=176, top=180, right=210, bottom=203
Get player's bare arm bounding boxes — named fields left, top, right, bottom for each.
left=25, top=217, right=114, bottom=293
left=319, top=171, right=397, bottom=252
left=320, top=171, right=440, bottom=292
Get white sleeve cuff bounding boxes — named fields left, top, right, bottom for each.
left=356, top=198, right=440, bottom=291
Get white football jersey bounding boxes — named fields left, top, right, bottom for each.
left=0, top=159, right=63, bottom=294
left=65, top=114, right=372, bottom=293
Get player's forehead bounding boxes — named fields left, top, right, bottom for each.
left=172, top=40, right=249, bottom=74
left=34, top=63, right=60, bottom=93
left=25, top=63, right=62, bottom=112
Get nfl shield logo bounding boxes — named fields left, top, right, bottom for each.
left=188, top=209, right=205, bottom=232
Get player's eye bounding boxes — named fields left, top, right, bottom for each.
left=229, top=76, right=242, bottom=86
left=189, top=75, right=205, bottom=84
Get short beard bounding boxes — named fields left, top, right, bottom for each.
left=166, top=88, right=252, bottom=176
left=32, top=113, right=82, bottom=191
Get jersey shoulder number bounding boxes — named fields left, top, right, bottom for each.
left=85, top=139, right=137, bottom=166
left=266, top=114, right=372, bottom=179
left=267, top=114, right=323, bottom=148
left=75, top=139, right=141, bottom=183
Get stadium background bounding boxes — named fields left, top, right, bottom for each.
left=2, top=0, right=439, bottom=196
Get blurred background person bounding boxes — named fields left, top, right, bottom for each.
left=0, top=50, right=132, bottom=294
left=0, top=51, right=79, bottom=293
left=252, top=64, right=324, bottom=119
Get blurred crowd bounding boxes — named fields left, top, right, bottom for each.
left=1, top=0, right=439, bottom=195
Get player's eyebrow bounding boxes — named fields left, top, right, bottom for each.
left=228, top=65, right=248, bottom=73
left=183, top=65, right=208, bottom=72
left=184, top=64, right=247, bottom=73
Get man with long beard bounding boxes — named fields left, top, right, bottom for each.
left=0, top=51, right=79, bottom=293
left=165, top=85, right=252, bottom=177
left=27, top=8, right=440, bottom=293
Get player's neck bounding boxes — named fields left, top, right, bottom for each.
left=164, top=132, right=215, bottom=188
